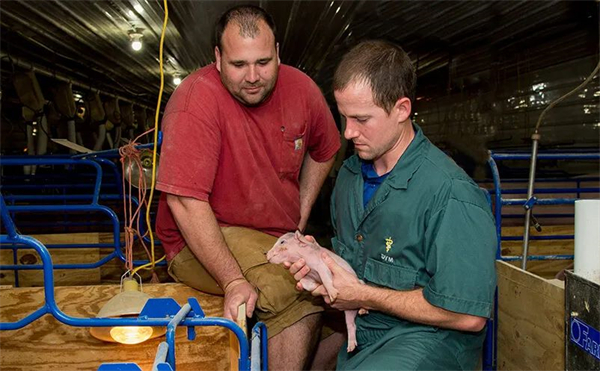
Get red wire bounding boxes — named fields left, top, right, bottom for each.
left=119, top=128, right=156, bottom=272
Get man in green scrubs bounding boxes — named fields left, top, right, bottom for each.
left=289, top=40, right=497, bottom=370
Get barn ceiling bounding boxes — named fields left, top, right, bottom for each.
left=1, top=0, right=598, bottom=108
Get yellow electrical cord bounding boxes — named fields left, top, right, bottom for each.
left=131, top=0, right=168, bottom=276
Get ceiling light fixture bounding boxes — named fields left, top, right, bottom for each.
left=173, top=74, right=182, bottom=86
left=129, top=30, right=144, bottom=51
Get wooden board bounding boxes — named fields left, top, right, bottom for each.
left=496, top=260, right=565, bottom=371
left=0, top=233, right=101, bottom=287
left=229, top=304, right=247, bottom=371
left=501, top=225, right=574, bottom=278
left=0, top=283, right=230, bottom=371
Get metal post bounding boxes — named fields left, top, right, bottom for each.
left=152, top=342, right=169, bottom=371
left=166, top=303, right=192, bottom=370
left=521, top=132, right=540, bottom=270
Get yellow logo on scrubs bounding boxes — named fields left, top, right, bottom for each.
left=294, top=138, right=303, bottom=151
left=385, top=237, right=393, bottom=253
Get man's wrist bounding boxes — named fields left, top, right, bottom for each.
left=357, top=284, right=378, bottom=311
left=223, top=277, right=246, bottom=292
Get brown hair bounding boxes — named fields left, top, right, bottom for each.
left=214, top=5, right=277, bottom=51
left=333, top=40, right=416, bottom=113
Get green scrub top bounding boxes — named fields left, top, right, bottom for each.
left=331, top=124, right=497, bottom=370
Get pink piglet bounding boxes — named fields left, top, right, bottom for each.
left=267, top=231, right=364, bottom=352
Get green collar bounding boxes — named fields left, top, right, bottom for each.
left=342, top=123, right=429, bottom=190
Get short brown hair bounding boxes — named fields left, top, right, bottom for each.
left=333, top=40, right=416, bottom=113
left=214, top=5, right=277, bottom=51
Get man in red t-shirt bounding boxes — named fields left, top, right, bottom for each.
left=155, top=5, right=340, bottom=370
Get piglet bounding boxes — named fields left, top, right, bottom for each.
left=266, top=231, right=360, bottom=352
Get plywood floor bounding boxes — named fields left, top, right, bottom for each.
left=0, top=283, right=230, bottom=371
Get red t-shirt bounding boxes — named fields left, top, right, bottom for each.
left=156, top=64, right=340, bottom=259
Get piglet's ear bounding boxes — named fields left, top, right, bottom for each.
left=295, top=230, right=309, bottom=247
left=297, top=231, right=313, bottom=246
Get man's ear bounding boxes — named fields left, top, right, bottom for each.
left=214, top=46, right=222, bottom=72
left=393, top=97, right=412, bottom=122
left=276, top=42, right=281, bottom=65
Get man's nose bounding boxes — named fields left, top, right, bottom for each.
left=344, top=121, right=359, bottom=140
left=246, top=65, right=259, bottom=84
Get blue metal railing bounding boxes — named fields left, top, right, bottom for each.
left=487, top=150, right=600, bottom=262
left=0, top=156, right=164, bottom=286
left=0, top=194, right=267, bottom=370
left=482, top=150, right=600, bottom=371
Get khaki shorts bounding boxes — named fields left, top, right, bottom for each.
left=167, top=226, right=324, bottom=338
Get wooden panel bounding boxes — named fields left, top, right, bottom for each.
left=497, top=260, right=565, bottom=371
left=0, top=283, right=230, bottom=371
left=229, top=305, right=247, bottom=371
left=0, top=250, right=16, bottom=285
left=501, top=225, right=574, bottom=278
left=0, top=233, right=101, bottom=287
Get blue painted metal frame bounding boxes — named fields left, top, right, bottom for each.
left=2, top=193, right=160, bottom=247
left=488, top=150, right=600, bottom=262
left=483, top=150, right=600, bottom=371
left=71, top=132, right=162, bottom=160
left=480, top=189, right=496, bottom=371
left=0, top=156, right=164, bottom=284
left=0, top=194, right=264, bottom=370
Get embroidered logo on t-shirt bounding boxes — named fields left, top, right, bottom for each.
left=294, top=138, right=303, bottom=151
left=380, top=253, right=394, bottom=263
left=381, top=237, right=394, bottom=263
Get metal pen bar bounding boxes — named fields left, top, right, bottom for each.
left=71, top=132, right=162, bottom=159
left=4, top=203, right=125, bottom=264
left=521, top=132, right=541, bottom=270
left=1, top=158, right=104, bottom=204
left=502, top=235, right=574, bottom=241
left=497, top=176, right=600, bottom=183
left=251, top=322, right=268, bottom=371
left=501, top=213, right=574, bottom=219
left=2, top=243, right=118, bottom=249
left=491, top=152, right=600, bottom=160
left=498, top=188, right=599, bottom=194
left=0, top=235, right=252, bottom=370
left=153, top=342, right=170, bottom=371
left=487, top=156, right=503, bottom=259
left=500, top=254, right=573, bottom=261
left=166, top=304, right=192, bottom=371
left=0, top=229, right=252, bottom=370
left=502, top=198, right=577, bottom=206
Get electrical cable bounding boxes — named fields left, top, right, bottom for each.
left=534, top=59, right=600, bottom=132
left=130, top=0, right=169, bottom=277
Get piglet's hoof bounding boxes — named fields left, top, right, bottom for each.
left=328, top=288, right=338, bottom=303
left=347, top=340, right=357, bottom=353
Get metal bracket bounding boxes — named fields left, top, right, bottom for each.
left=523, top=196, right=537, bottom=210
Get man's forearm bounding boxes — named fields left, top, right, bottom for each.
left=298, top=154, right=335, bottom=231
left=355, top=285, right=486, bottom=332
left=166, top=194, right=244, bottom=288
